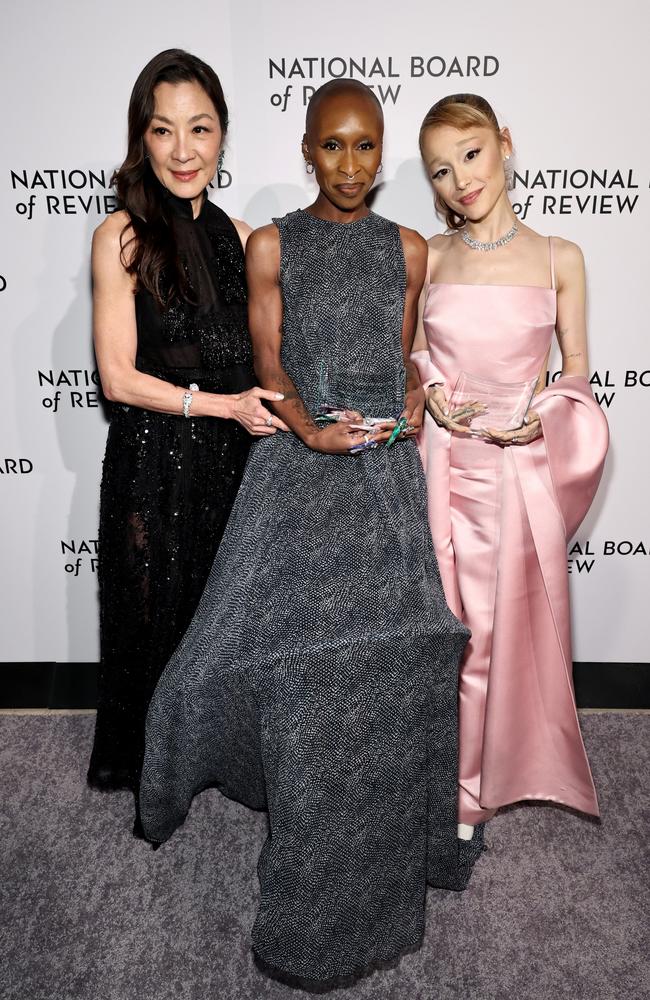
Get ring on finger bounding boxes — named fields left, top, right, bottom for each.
left=265, top=416, right=273, bottom=427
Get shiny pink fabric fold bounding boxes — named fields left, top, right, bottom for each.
left=411, top=349, right=462, bottom=617
left=480, top=376, right=608, bottom=815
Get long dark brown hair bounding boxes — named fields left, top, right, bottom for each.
left=419, top=93, right=503, bottom=231
left=113, top=49, right=229, bottom=307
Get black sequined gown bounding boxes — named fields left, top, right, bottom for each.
left=140, top=210, right=479, bottom=983
left=87, top=190, right=253, bottom=793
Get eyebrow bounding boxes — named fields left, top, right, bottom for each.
left=151, top=113, right=215, bottom=124
left=428, top=135, right=480, bottom=169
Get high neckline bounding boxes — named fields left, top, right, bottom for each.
left=301, top=208, right=374, bottom=228
left=155, top=174, right=208, bottom=222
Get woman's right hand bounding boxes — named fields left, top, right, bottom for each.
left=307, top=420, right=368, bottom=455
left=229, top=387, right=290, bottom=436
left=425, top=386, right=472, bottom=435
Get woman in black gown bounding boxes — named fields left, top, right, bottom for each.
left=87, top=49, right=287, bottom=798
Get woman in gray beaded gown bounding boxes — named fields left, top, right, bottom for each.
left=140, top=80, right=476, bottom=984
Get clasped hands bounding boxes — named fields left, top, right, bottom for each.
left=309, top=386, right=425, bottom=456
left=425, top=386, right=543, bottom=446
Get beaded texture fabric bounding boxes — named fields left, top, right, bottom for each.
left=87, top=192, right=254, bottom=794
left=140, top=210, right=479, bottom=984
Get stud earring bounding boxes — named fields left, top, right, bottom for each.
left=377, top=162, right=383, bottom=174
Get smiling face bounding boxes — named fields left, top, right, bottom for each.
left=421, top=123, right=511, bottom=222
left=144, top=79, right=222, bottom=206
left=303, top=89, right=383, bottom=217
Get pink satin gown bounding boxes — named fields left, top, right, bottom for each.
left=413, top=239, right=606, bottom=826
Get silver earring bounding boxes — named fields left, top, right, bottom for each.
left=377, top=162, right=383, bottom=174
left=306, top=161, right=314, bottom=174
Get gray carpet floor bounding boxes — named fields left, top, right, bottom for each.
left=0, top=713, right=648, bottom=1000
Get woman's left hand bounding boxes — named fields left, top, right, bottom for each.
left=482, top=409, right=543, bottom=446
left=398, top=385, right=425, bottom=438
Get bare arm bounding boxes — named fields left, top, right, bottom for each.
left=398, top=227, right=428, bottom=432
left=554, top=239, right=590, bottom=378
left=92, top=212, right=283, bottom=433
left=246, top=225, right=366, bottom=454
left=535, top=346, right=551, bottom=395
left=246, top=225, right=317, bottom=442
left=411, top=244, right=432, bottom=354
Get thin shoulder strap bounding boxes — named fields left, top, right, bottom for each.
left=548, top=236, right=556, bottom=290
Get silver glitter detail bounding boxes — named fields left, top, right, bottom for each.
left=461, top=222, right=519, bottom=252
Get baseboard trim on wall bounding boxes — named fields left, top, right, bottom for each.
left=572, top=662, right=650, bottom=709
left=0, top=661, right=649, bottom=711
left=0, top=662, right=98, bottom=710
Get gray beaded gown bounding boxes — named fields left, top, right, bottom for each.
left=140, top=209, right=475, bottom=983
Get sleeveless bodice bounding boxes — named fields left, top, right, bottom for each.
left=423, top=283, right=556, bottom=385
left=134, top=192, right=253, bottom=387
left=274, top=209, right=406, bottom=418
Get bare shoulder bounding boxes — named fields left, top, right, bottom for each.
left=427, top=232, right=456, bottom=256
left=551, top=235, right=585, bottom=266
left=398, top=225, right=428, bottom=275
left=92, top=210, right=131, bottom=251
left=230, top=216, right=253, bottom=249
left=245, top=223, right=280, bottom=275
left=92, top=210, right=137, bottom=269
left=91, top=211, right=136, bottom=281
left=398, top=226, right=427, bottom=291
left=246, top=222, right=280, bottom=254
left=398, top=225, right=427, bottom=256
left=425, top=231, right=456, bottom=277
left=551, top=236, right=586, bottom=288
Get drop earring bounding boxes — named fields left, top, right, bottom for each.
left=377, top=162, right=383, bottom=174
left=305, top=161, right=314, bottom=174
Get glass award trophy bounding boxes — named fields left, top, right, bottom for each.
left=314, top=363, right=394, bottom=432
left=448, top=371, right=538, bottom=433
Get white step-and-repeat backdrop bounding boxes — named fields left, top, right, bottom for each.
left=1, top=0, right=647, bottom=665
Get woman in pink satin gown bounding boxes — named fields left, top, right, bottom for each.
left=411, top=94, right=609, bottom=843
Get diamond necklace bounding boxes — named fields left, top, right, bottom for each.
left=461, top=221, right=519, bottom=252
